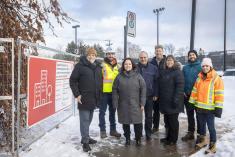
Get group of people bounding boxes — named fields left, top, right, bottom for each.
left=69, top=45, right=224, bottom=154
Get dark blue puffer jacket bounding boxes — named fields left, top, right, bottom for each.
left=137, top=62, right=159, bottom=97
left=183, top=60, right=201, bottom=95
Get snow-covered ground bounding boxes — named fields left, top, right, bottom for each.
left=191, top=76, right=235, bottom=157
left=20, top=77, right=235, bottom=157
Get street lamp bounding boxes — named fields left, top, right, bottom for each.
left=72, top=25, right=80, bottom=55
left=153, top=7, right=165, bottom=45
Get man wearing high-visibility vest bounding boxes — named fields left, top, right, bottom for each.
left=189, top=58, right=224, bottom=154
left=99, top=47, right=121, bottom=138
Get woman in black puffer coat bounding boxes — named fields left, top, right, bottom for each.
left=158, top=55, right=184, bottom=145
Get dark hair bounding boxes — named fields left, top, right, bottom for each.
left=121, top=58, right=136, bottom=72
left=155, top=45, right=164, bottom=50
left=188, top=50, right=198, bottom=57
left=165, top=55, right=176, bottom=68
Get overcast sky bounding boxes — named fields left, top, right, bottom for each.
left=43, top=0, right=235, bottom=56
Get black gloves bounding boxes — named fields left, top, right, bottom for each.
left=214, top=108, right=223, bottom=118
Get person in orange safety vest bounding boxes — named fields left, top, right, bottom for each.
left=189, top=57, right=224, bottom=154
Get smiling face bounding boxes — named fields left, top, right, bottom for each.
left=188, top=52, right=197, bottom=62
left=139, top=52, right=148, bottom=65
left=106, top=52, right=115, bottom=61
left=86, top=53, right=96, bottom=63
left=155, top=48, right=164, bottom=60
left=202, top=65, right=211, bottom=73
left=124, top=59, right=133, bottom=71
left=166, top=57, right=175, bottom=68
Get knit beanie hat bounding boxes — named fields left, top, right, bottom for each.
left=188, top=50, right=198, bottom=57
left=201, top=58, right=213, bottom=68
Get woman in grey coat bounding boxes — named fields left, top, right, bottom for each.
left=112, top=58, right=146, bottom=146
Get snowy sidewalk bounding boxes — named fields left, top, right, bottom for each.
left=20, top=78, right=235, bottom=157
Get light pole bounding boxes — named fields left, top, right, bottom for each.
left=153, top=7, right=165, bottom=45
left=190, top=0, right=197, bottom=51
left=72, top=25, right=80, bottom=55
left=224, top=0, right=227, bottom=71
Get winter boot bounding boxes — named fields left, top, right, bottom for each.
left=151, top=127, right=159, bottom=134
left=82, top=143, right=91, bottom=152
left=89, top=138, right=97, bottom=144
left=195, top=135, right=207, bottom=150
left=110, top=130, right=121, bottom=138
left=160, top=137, right=168, bottom=143
left=136, top=139, right=141, bottom=147
left=100, top=131, right=107, bottom=139
left=181, top=132, right=195, bottom=141
left=205, top=142, right=216, bottom=154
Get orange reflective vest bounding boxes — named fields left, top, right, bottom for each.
left=102, top=62, right=119, bottom=93
left=189, top=69, right=224, bottom=110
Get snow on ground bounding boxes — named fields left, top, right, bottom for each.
left=20, top=77, right=235, bottom=157
left=191, top=76, right=235, bottom=157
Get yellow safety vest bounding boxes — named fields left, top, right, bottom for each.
left=102, top=62, right=119, bottom=93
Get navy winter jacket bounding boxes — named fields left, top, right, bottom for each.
left=137, top=62, right=159, bottom=97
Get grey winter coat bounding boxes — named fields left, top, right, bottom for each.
left=112, top=70, right=146, bottom=124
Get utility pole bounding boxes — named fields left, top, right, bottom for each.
left=124, top=25, right=127, bottom=58
left=190, top=0, right=196, bottom=50
left=153, top=7, right=165, bottom=45
left=105, top=40, right=113, bottom=47
left=72, top=25, right=80, bottom=54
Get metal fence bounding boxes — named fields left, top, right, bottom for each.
left=0, top=38, right=15, bottom=156
left=0, top=38, right=79, bottom=157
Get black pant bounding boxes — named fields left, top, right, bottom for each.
left=164, top=113, right=179, bottom=143
left=153, top=100, right=169, bottom=130
left=123, top=123, right=142, bottom=140
left=185, top=98, right=199, bottom=133
left=153, top=100, right=160, bottom=129
left=144, top=98, right=153, bottom=138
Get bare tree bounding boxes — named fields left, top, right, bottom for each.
left=0, top=0, right=73, bottom=42
left=164, top=43, right=175, bottom=55
left=128, top=42, right=141, bottom=59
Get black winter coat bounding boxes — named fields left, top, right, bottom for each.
left=150, top=56, right=166, bottom=73
left=158, top=63, right=184, bottom=114
left=69, top=56, right=102, bottom=110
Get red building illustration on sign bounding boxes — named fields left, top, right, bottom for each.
left=28, top=57, right=56, bottom=127
left=33, top=70, right=53, bottom=109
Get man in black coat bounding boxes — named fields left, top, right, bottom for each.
left=137, top=51, right=159, bottom=141
left=150, top=45, right=167, bottom=133
left=70, top=48, right=102, bottom=152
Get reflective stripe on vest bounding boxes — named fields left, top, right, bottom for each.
left=102, top=63, right=119, bottom=93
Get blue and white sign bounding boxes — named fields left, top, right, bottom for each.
left=127, top=11, right=136, bottom=37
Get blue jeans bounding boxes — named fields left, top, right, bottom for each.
left=79, top=109, right=94, bottom=144
left=99, top=93, right=116, bottom=132
left=197, top=112, right=216, bottom=143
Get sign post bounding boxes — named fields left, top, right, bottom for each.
left=124, top=11, right=136, bottom=59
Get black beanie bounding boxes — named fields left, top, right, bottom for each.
left=188, top=50, right=198, bottom=57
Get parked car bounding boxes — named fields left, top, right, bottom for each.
left=222, top=69, right=235, bottom=81
left=223, top=69, right=235, bottom=76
